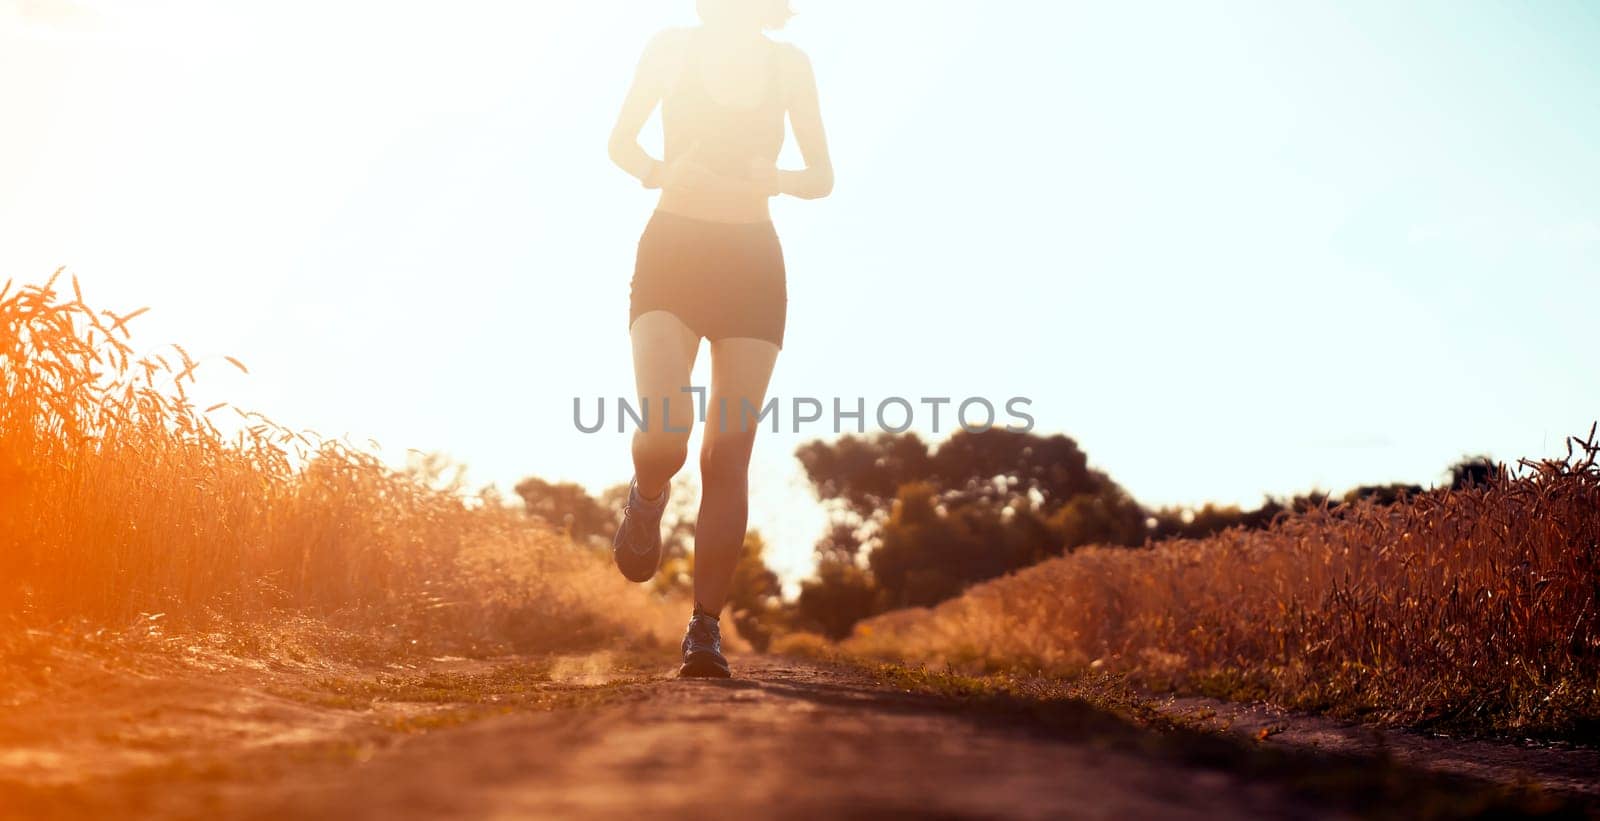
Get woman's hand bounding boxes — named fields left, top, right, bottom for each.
left=660, top=154, right=721, bottom=193
left=661, top=151, right=773, bottom=199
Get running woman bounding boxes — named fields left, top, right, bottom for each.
left=607, top=0, right=833, bottom=678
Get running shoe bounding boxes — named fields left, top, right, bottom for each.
left=612, top=478, right=668, bottom=583
left=678, top=606, right=731, bottom=679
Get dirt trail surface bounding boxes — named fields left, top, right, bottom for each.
left=3, top=649, right=1597, bottom=820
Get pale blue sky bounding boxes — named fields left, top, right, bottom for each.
left=2, top=1, right=1596, bottom=585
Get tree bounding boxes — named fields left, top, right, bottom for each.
left=793, top=430, right=1148, bottom=633
left=1048, top=487, right=1147, bottom=550
left=797, top=429, right=1114, bottom=525
left=929, top=428, right=1106, bottom=507
left=726, top=532, right=784, bottom=651
left=796, top=552, right=881, bottom=640
left=1342, top=483, right=1425, bottom=506
left=1449, top=455, right=1499, bottom=490
left=796, top=432, right=931, bottom=517
left=513, top=477, right=615, bottom=546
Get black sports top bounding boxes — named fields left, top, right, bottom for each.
left=662, top=32, right=786, bottom=181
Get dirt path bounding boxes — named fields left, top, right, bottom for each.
left=238, top=656, right=1324, bottom=820
left=3, top=652, right=1595, bottom=819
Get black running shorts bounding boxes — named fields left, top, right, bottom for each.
left=629, top=210, right=788, bottom=348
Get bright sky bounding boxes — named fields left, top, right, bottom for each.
left=3, top=0, right=1597, bottom=586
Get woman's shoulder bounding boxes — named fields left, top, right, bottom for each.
left=644, top=27, right=696, bottom=57
left=769, top=38, right=810, bottom=64
left=767, top=38, right=812, bottom=79
left=638, top=27, right=696, bottom=84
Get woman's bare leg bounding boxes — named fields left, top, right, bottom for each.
left=693, top=336, right=780, bottom=613
left=629, top=311, right=701, bottom=497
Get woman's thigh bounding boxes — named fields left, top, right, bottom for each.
left=704, top=337, right=781, bottom=443
left=630, top=310, right=701, bottom=435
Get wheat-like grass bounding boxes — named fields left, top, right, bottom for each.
left=1, top=272, right=684, bottom=654
left=846, top=427, right=1600, bottom=735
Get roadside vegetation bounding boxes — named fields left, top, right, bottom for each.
left=7, top=271, right=1595, bottom=743
left=837, top=431, right=1600, bottom=738
left=0, top=272, right=685, bottom=659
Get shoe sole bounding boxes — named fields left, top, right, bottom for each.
left=677, top=652, right=731, bottom=679
left=612, top=545, right=660, bottom=584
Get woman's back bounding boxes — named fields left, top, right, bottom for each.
left=654, top=28, right=792, bottom=223
left=608, top=7, right=832, bottom=223
left=662, top=29, right=787, bottom=180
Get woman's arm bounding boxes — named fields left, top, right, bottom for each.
left=609, top=32, right=677, bottom=187
left=776, top=46, right=834, bottom=200
left=610, top=30, right=772, bottom=198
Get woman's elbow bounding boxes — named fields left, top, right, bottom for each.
left=607, top=134, right=632, bottom=169
left=810, top=169, right=835, bottom=199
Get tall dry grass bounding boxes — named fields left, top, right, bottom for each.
left=846, top=431, right=1600, bottom=735
left=0, top=272, right=684, bottom=654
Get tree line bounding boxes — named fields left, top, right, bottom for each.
left=514, top=430, right=1498, bottom=643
